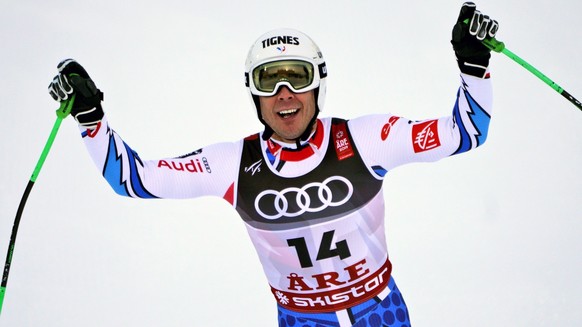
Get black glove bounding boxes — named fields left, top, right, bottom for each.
left=451, top=2, right=499, bottom=78
left=48, top=59, right=104, bottom=129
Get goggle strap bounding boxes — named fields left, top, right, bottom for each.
left=318, top=62, right=327, bottom=78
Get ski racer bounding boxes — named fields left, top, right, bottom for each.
left=48, top=3, right=499, bottom=326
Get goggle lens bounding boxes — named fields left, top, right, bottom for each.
left=252, top=60, right=315, bottom=94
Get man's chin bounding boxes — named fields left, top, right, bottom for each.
left=271, top=131, right=303, bottom=143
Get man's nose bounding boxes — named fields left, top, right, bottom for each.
left=276, top=85, right=295, bottom=100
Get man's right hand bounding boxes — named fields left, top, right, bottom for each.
left=451, top=2, right=499, bottom=78
left=48, top=59, right=104, bottom=129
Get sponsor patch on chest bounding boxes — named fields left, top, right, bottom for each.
left=332, top=122, right=354, bottom=160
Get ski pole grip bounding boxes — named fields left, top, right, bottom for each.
left=462, top=18, right=505, bottom=53
left=55, top=93, right=75, bottom=119
left=483, top=38, right=505, bottom=53
left=55, top=74, right=79, bottom=119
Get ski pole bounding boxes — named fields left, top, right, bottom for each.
left=0, top=94, right=75, bottom=315
left=473, top=25, right=582, bottom=111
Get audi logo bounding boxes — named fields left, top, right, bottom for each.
left=254, top=176, right=354, bottom=220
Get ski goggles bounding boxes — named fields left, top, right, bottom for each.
left=246, top=59, right=327, bottom=97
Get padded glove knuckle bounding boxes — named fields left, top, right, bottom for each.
left=489, top=20, right=499, bottom=38
left=48, top=81, right=62, bottom=101
left=469, top=11, right=482, bottom=36
left=59, top=74, right=73, bottom=94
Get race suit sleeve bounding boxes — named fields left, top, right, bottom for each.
left=79, top=116, right=242, bottom=199
left=348, top=74, right=492, bottom=172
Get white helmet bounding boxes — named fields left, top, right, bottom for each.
left=244, top=28, right=327, bottom=140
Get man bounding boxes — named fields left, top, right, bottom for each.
left=48, top=3, right=498, bottom=326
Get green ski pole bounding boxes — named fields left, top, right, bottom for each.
left=480, top=32, right=582, bottom=111
left=0, top=94, right=75, bottom=315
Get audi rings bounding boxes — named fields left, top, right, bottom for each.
left=254, top=176, right=354, bottom=220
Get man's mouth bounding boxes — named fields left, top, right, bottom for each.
left=277, top=108, right=299, bottom=119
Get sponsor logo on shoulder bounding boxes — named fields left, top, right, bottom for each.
left=380, top=116, right=401, bottom=141
left=158, top=157, right=211, bottom=173
left=412, top=119, right=441, bottom=153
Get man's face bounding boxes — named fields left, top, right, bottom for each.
left=259, top=86, right=316, bottom=143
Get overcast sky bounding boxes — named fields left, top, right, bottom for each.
left=1, top=1, right=580, bottom=326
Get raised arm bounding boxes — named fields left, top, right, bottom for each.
left=349, top=2, right=498, bottom=173
left=48, top=59, right=240, bottom=200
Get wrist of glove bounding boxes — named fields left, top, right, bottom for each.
left=48, top=59, right=104, bottom=129
left=451, top=2, right=499, bottom=78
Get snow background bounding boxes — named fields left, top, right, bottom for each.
left=1, top=0, right=580, bottom=326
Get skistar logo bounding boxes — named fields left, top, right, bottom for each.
left=270, top=258, right=392, bottom=312
left=262, top=36, right=300, bottom=48
left=412, top=120, right=441, bottom=153
left=157, top=158, right=211, bottom=173
left=380, top=116, right=401, bottom=141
